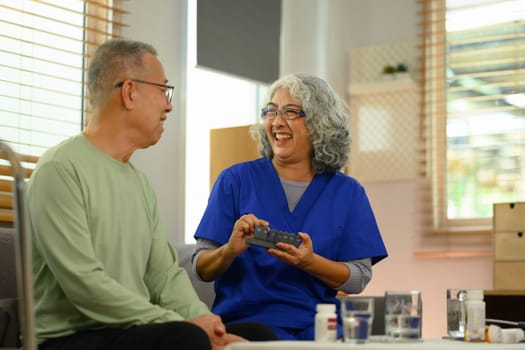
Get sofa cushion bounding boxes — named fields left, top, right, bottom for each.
left=174, top=244, right=215, bottom=310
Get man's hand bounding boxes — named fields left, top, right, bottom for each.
left=221, top=333, right=246, bottom=349
left=187, top=314, right=247, bottom=350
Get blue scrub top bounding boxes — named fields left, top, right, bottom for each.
left=194, top=158, right=387, bottom=329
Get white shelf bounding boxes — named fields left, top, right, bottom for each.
left=349, top=77, right=416, bottom=96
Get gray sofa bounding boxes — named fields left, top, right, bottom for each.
left=0, top=227, right=215, bottom=348
left=173, top=243, right=216, bottom=309
left=0, top=228, right=19, bottom=348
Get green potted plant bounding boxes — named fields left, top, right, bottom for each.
left=382, top=65, right=396, bottom=80
left=396, top=63, right=408, bottom=72
left=395, top=63, right=410, bottom=80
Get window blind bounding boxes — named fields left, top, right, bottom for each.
left=0, top=0, right=127, bottom=157
left=417, top=0, right=525, bottom=255
left=0, top=0, right=126, bottom=226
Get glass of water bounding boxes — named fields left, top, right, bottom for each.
left=384, top=290, right=422, bottom=341
left=446, top=288, right=466, bottom=339
left=338, top=296, right=374, bottom=344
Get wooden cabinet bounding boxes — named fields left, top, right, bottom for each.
left=209, top=125, right=259, bottom=189
left=492, top=202, right=525, bottom=290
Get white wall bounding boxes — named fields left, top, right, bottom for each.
left=124, top=0, right=187, bottom=243
left=124, top=0, right=493, bottom=339
left=363, top=181, right=492, bottom=339
left=281, top=0, right=418, bottom=100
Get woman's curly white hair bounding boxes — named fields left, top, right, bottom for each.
left=250, top=73, right=350, bottom=174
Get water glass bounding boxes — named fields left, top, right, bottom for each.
left=446, top=288, right=466, bottom=339
left=384, top=290, right=422, bottom=341
left=338, top=296, right=374, bottom=344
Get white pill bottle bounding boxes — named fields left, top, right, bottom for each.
left=315, top=303, right=337, bottom=342
left=464, top=289, right=485, bottom=342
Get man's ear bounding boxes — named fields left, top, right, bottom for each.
left=120, top=80, right=135, bottom=109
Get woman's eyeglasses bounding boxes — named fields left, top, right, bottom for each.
left=260, top=107, right=306, bottom=121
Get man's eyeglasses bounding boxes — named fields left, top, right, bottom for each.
left=261, top=107, right=306, bottom=121
left=115, top=79, right=174, bottom=104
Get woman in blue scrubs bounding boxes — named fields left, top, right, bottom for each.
left=192, top=73, right=388, bottom=340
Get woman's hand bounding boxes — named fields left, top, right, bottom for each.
left=267, top=232, right=314, bottom=269
left=268, top=232, right=351, bottom=289
left=196, top=214, right=269, bottom=281
left=224, top=214, right=269, bottom=257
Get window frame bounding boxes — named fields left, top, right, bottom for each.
left=419, top=0, right=525, bottom=238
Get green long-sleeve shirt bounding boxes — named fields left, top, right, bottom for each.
left=28, top=134, right=209, bottom=343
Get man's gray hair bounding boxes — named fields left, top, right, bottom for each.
left=87, top=39, right=157, bottom=109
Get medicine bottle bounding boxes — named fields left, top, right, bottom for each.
left=315, top=303, right=337, bottom=342
left=464, top=289, right=485, bottom=342
left=486, top=325, right=525, bottom=344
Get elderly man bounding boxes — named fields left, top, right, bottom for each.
left=28, top=39, right=275, bottom=350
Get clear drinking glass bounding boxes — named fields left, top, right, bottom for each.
left=384, top=290, right=422, bottom=341
left=446, top=288, right=466, bottom=339
left=338, top=296, right=375, bottom=344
